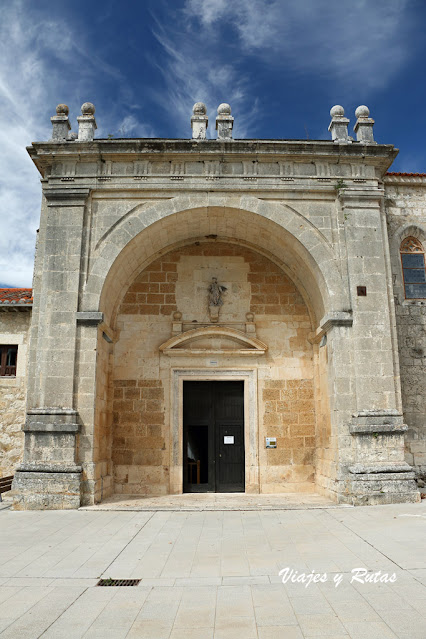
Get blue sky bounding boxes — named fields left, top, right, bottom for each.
left=1, top=0, right=425, bottom=287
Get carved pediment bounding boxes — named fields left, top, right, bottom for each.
left=159, top=326, right=267, bottom=356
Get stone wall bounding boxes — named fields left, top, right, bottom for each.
left=314, top=343, right=335, bottom=495
left=0, top=310, right=31, bottom=476
left=395, top=303, right=426, bottom=479
left=260, top=379, right=315, bottom=491
left=386, top=177, right=426, bottom=483
left=112, top=379, right=168, bottom=495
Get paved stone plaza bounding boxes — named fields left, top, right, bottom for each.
left=0, top=500, right=425, bottom=638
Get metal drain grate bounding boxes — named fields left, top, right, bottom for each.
left=97, top=578, right=141, bottom=587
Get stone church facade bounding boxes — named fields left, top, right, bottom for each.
left=1, top=101, right=425, bottom=508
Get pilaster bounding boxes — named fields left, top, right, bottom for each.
left=12, top=187, right=91, bottom=509
left=338, top=187, right=420, bottom=503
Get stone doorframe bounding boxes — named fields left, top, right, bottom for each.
left=170, top=368, right=259, bottom=494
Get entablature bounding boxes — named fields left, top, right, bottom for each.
left=28, top=138, right=398, bottom=185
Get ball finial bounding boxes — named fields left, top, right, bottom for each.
left=330, top=105, right=345, bottom=118
left=193, top=102, right=207, bottom=116
left=355, top=105, right=370, bottom=119
left=81, top=102, right=95, bottom=116
left=217, top=103, right=231, bottom=115
left=56, top=104, right=69, bottom=116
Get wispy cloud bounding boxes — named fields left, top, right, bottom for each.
left=185, top=0, right=412, bottom=89
left=115, top=115, right=156, bottom=139
left=0, top=2, right=154, bottom=286
left=151, top=13, right=260, bottom=139
left=151, top=0, right=413, bottom=140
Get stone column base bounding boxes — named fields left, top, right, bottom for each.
left=11, top=464, right=82, bottom=510
left=12, top=408, right=82, bottom=510
left=341, top=466, right=420, bottom=506
left=344, top=410, right=421, bottom=505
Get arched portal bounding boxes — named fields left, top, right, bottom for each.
left=86, top=198, right=349, bottom=326
left=88, top=204, right=341, bottom=500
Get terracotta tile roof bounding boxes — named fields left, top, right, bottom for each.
left=0, top=288, right=33, bottom=305
left=386, top=172, right=426, bottom=177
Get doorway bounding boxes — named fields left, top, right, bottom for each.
left=183, top=381, right=245, bottom=493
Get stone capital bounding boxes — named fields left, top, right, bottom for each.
left=350, top=410, right=407, bottom=434
left=24, top=408, right=80, bottom=433
left=76, top=311, right=104, bottom=325
left=338, top=187, right=384, bottom=207
left=43, top=187, right=91, bottom=207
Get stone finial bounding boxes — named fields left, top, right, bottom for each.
left=77, top=102, right=97, bottom=141
left=50, top=103, right=71, bottom=141
left=354, top=105, right=375, bottom=143
left=191, top=102, right=208, bottom=140
left=216, top=103, right=234, bottom=140
left=328, top=105, right=351, bottom=143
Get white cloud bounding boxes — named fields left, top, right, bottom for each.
left=0, top=2, right=154, bottom=287
left=152, top=0, right=412, bottom=141
left=184, top=0, right=411, bottom=90
left=115, top=115, right=156, bottom=139
left=151, top=17, right=259, bottom=139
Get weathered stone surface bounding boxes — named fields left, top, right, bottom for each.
left=0, top=310, right=31, bottom=476
left=12, top=470, right=81, bottom=509
left=385, top=175, right=426, bottom=487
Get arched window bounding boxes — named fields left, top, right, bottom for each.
left=400, top=237, right=426, bottom=299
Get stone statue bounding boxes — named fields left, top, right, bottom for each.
left=208, top=277, right=227, bottom=307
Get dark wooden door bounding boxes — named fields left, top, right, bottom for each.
left=214, top=382, right=245, bottom=492
left=183, top=381, right=245, bottom=493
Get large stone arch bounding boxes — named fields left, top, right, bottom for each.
left=83, top=197, right=351, bottom=502
left=105, top=238, right=319, bottom=497
left=82, top=195, right=349, bottom=329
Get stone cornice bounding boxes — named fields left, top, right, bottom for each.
left=27, top=138, right=398, bottom=179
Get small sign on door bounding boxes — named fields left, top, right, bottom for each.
left=224, top=436, right=234, bottom=444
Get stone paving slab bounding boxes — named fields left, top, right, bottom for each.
left=80, top=492, right=338, bottom=511
left=0, top=501, right=425, bottom=637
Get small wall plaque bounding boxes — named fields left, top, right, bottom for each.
left=224, top=436, right=234, bottom=444
left=266, top=437, right=277, bottom=448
